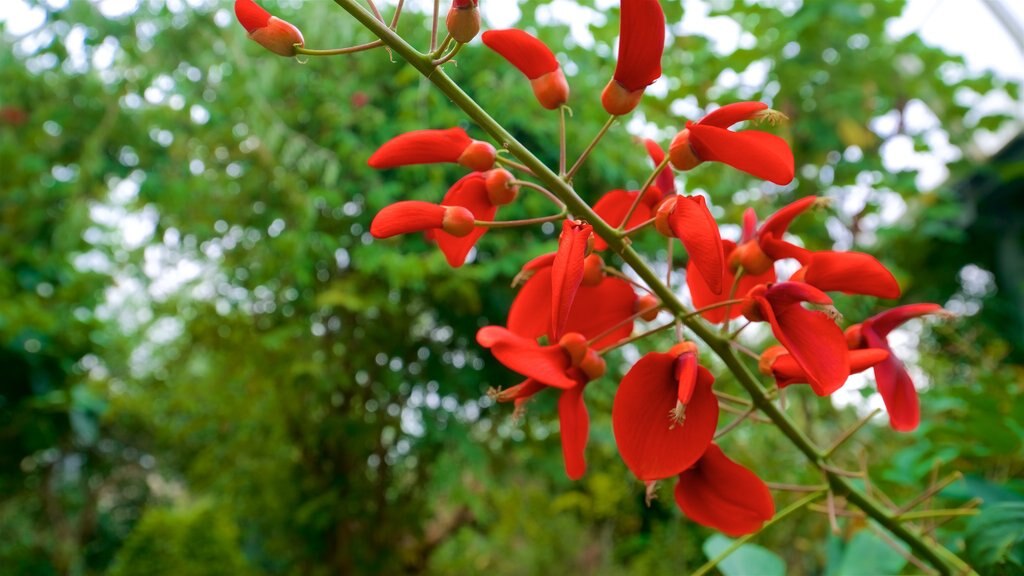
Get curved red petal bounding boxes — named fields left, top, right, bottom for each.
left=643, top=139, right=675, bottom=196
left=866, top=303, right=945, bottom=338
left=613, top=0, right=665, bottom=90
left=741, top=207, right=758, bottom=242
left=687, top=241, right=775, bottom=323
left=675, top=352, right=698, bottom=405
left=612, top=353, right=718, bottom=481
left=481, top=29, right=560, bottom=79
left=476, top=326, right=576, bottom=389
left=670, top=195, right=725, bottom=295
left=761, top=283, right=850, bottom=394
left=234, top=0, right=271, bottom=33
left=698, top=101, right=769, bottom=129
left=674, top=443, right=775, bottom=536
left=558, top=383, right=590, bottom=480
left=593, top=190, right=651, bottom=251
left=802, top=251, right=901, bottom=298
left=551, top=221, right=593, bottom=339
left=864, top=330, right=920, bottom=432
left=773, top=348, right=888, bottom=395
left=367, top=128, right=472, bottom=169
left=370, top=201, right=446, bottom=238
left=760, top=235, right=811, bottom=262
left=688, top=125, right=795, bottom=185
left=435, top=173, right=496, bottom=267
left=759, top=196, right=817, bottom=240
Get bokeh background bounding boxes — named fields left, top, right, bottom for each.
left=1, top=0, right=1022, bottom=574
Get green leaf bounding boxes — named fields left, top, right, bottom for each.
left=832, top=530, right=907, bottom=576
left=702, top=534, right=786, bottom=576
left=965, top=503, right=1024, bottom=573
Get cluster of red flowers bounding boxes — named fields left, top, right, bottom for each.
left=235, top=0, right=947, bottom=538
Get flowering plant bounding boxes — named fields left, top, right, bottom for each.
left=233, top=1, right=976, bottom=572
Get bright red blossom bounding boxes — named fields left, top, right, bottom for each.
left=234, top=0, right=304, bottom=56
left=760, top=345, right=890, bottom=396
left=370, top=201, right=474, bottom=239
left=674, top=443, right=775, bottom=536
left=602, top=0, right=666, bottom=115
left=655, top=195, right=726, bottom=295
left=482, top=29, right=569, bottom=110
left=551, top=220, right=594, bottom=340
left=669, top=101, right=794, bottom=185
left=687, top=239, right=776, bottom=323
left=367, top=128, right=496, bottom=171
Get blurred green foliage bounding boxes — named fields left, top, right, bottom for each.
left=0, top=0, right=1021, bottom=574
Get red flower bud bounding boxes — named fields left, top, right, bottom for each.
left=636, top=294, right=660, bottom=321
left=368, top=128, right=495, bottom=171
left=370, top=201, right=475, bottom=239
left=234, top=0, right=304, bottom=57
left=482, top=29, right=570, bottom=110
left=446, top=0, right=480, bottom=44
left=484, top=169, right=519, bottom=205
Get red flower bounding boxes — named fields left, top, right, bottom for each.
left=687, top=239, right=776, bottom=323
left=602, top=0, right=665, bottom=115
left=367, top=128, right=496, bottom=171
left=432, top=173, right=499, bottom=267
left=642, top=138, right=676, bottom=196
left=612, top=345, right=719, bottom=481
left=759, top=345, right=889, bottom=396
left=370, top=201, right=475, bottom=238
left=446, top=0, right=480, bottom=44
left=784, top=250, right=901, bottom=299
left=482, top=30, right=569, bottom=110
left=655, top=195, right=726, bottom=295
left=551, top=220, right=593, bottom=340
left=674, top=443, right=775, bottom=536
left=478, top=327, right=606, bottom=479
left=742, top=282, right=850, bottom=394
left=591, top=189, right=660, bottom=251
left=508, top=262, right=637, bottom=349
left=846, top=303, right=946, bottom=432
left=669, top=101, right=794, bottom=185
left=730, top=196, right=819, bottom=275
left=234, top=0, right=304, bottom=57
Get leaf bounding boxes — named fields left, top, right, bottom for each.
left=702, top=534, right=786, bottom=576
left=965, top=503, right=1024, bottom=573
left=832, top=530, right=907, bottom=576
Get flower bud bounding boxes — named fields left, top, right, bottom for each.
left=729, top=240, right=773, bottom=275
left=559, top=332, right=589, bottom=366
left=457, top=140, right=497, bottom=171
left=636, top=294, right=660, bottom=321
left=668, top=128, right=701, bottom=171
left=654, top=195, right=677, bottom=237
left=446, top=0, right=480, bottom=44
left=579, top=349, right=607, bottom=380
left=530, top=69, right=570, bottom=110
left=601, top=79, right=644, bottom=116
left=234, top=0, right=304, bottom=57
left=485, top=169, right=519, bottom=205
left=441, top=205, right=476, bottom=237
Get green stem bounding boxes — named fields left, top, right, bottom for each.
left=474, top=212, right=566, bottom=228
left=510, top=180, right=564, bottom=208
left=565, top=115, right=616, bottom=181
left=331, top=3, right=974, bottom=573
left=559, top=105, right=568, bottom=177
left=295, top=42, right=383, bottom=56
left=496, top=156, right=537, bottom=177
left=692, top=491, right=827, bottom=576
left=432, top=42, right=463, bottom=66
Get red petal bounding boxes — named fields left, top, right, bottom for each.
left=234, top=0, right=270, bottom=33
left=492, top=378, right=546, bottom=403
left=509, top=267, right=637, bottom=349
left=370, top=201, right=445, bottom=238
left=613, top=0, right=665, bottom=90
left=864, top=329, right=919, bottom=432
left=675, top=352, right=698, bottom=405
left=698, top=101, right=769, bottom=129
left=643, top=139, right=675, bottom=196
left=760, top=235, right=811, bottom=262
left=688, top=124, right=794, bottom=185
left=367, top=128, right=472, bottom=169
left=687, top=241, right=775, bottom=323
left=670, top=195, right=725, bottom=295
left=551, top=221, right=593, bottom=339
left=866, top=303, right=944, bottom=338
left=558, top=383, right=590, bottom=480
left=476, top=326, right=576, bottom=389
left=759, top=196, right=817, bottom=240
left=612, top=353, right=718, bottom=481
left=759, top=283, right=849, bottom=394
left=435, top=173, right=496, bottom=267
left=773, top=348, right=889, bottom=395
left=592, top=190, right=651, bottom=251
left=674, top=444, right=775, bottom=536
left=741, top=207, right=758, bottom=242
left=481, top=29, right=560, bottom=79
left=801, top=251, right=901, bottom=299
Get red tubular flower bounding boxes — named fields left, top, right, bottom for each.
left=591, top=189, right=659, bottom=251
left=612, top=346, right=719, bottom=481
left=730, top=196, right=819, bottom=275
left=655, top=195, right=726, bottom=295
left=669, top=102, right=794, bottom=185
left=551, top=220, right=593, bottom=340
left=433, top=173, right=499, bottom=267
left=367, top=128, right=496, bottom=171
left=760, top=345, right=889, bottom=396
left=234, top=0, right=304, bottom=57
left=602, top=0, right=665, bottom=115
left=370, top=201, right=475, bottom=239
left=742, top=282, right=850, bottom=394
left=482, top=30, right=569, bottom=110
left=846, top=303, right=946, bottom=432
left=674, top=443, right=775, bottom=536
left=687, top=240, right=776, bottom=323
left=446, top=0, right=480, bottom=44
left=508, top=264, right=637, bottom=349
left=478, top=327, right=606, bottom=479
left=643, top=138, right=675, bottom=196
left=787, top=250, right=901, bottom=299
